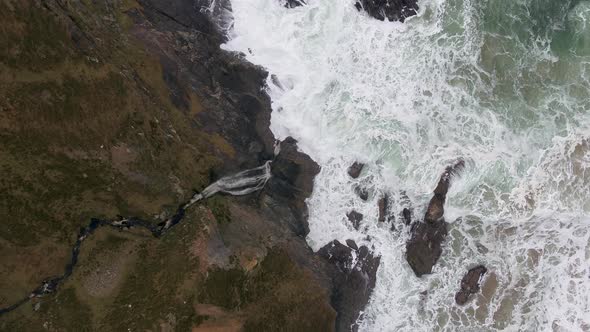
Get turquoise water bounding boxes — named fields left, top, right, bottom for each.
left=224, top=0, right=590, bottom=330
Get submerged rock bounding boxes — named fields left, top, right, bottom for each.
left=347, top=162, right=365, bottom=179
left=283, top=0, right=306, bottom=8
left=346, top=210, right=364, bottom=230
left=319, top=240, right=381, bottom=332
left=355, top=186, right=369, bottom=201
left=455, top=265, right=488, bottom=305
left=354, top=0, right=418, bottom=23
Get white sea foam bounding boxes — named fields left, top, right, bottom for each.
left=223, top=0, right=590, bottom=330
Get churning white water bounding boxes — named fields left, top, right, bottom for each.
left=222, top=0, right=590, bottom=330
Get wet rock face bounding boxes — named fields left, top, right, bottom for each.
left=405, top=160, right=464, bottom=277
left=346, top=210, right=364, bottom=230
left=455, top=265, right=487, bottom=305
left=354, top=0, right=419, bottom=23
left=265, top=137, right=320, bottom=236
left=402, top=208, right=412, bottom=226
left=355, top=186, right=369, bottom=201
left=319, top=240, right=381, bottom=332
left=405, top=221, right=448, bottom=277
left=378, top=195, right=389, bottom=223
left=348, top=162, right=365, bottom=179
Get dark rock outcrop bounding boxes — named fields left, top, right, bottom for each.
left=265, top=137, right=321, bottom=236
left=355, top=186, right=369, bottom=201
left=346, top=210, right=364, bottom=230
left=347, top=162, right=365, bottom=179
left=378, top=195, right=389, bottom=223
left=354, top=0, right=418, bottom=23
left=319, top=240, right=381, bottom=332
left=406, top=161, right=464, bottom=277
left=424, top=160, right=465, bottom=223
left=283, top=0, right=306, bottom=8
left=455, top=266, right=487, bottom=305
left=402, top=208, right=412, bottom=226
left=405, top=220, right=448, bottom=276
left=345, top=239, right=359, bottom=250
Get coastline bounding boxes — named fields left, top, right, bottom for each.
left=0, top=0, right=377, bottom=330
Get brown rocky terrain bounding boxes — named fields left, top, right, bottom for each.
left=0, top=0, right=341, bottom=330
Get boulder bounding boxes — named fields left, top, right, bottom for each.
left=283, top=0, right=306, bottom=8
left=346, top=210, right=364, bottom=230
left=405, top=221, right=448, bottom=277
left=406, top=160, right=465, bottom=277
left=424, top=160, right=465, bottom=223
left=345, top=239, right=359, bottom=250
left=402, top=207, right=412, bottom=226
left=355, top=186, right=369, bottom=201
left=319, top=240, right=381, bottom=332
left=455, top=265, right=487, bottom=305
left=347, top=162, right=365, bottom=179
left=354, top=0, right=418, bottom=23
left=378, top=195, right=389, bottom=223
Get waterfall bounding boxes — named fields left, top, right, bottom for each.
left=184, top=160, right=272, bottom=208
left=0, top=161, right=273, bottom=316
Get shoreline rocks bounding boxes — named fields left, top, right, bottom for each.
left=266, top=137, right=321, bottom=236
left=355, top=186, right=369, bottom=201
left=405, top=220, right=448, bottom=276
left=319, top=240, right=381, bottom=332
left=402, top=207, right=412, bottom=226
left=347, top=162, right=365, bottom=179
left=346, top=210, right=364, bottom=230
left=283, top=0, right=306, bottom=8
left=455, top=266, right=488, bottom=305
left=405, top=161, right=465, bottom=277
left=378, top=195, right=389, bottom=223
left=354, top=0, right=419, bottom=23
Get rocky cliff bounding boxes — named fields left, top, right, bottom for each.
left=0, top=0, right=337, bottom=330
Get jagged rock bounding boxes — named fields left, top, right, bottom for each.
left=319, top=240, right=354, bottom=271
left=265, top=137, right=321, bottom=236
left=405, top=160, right=465, bottom=277
left=355, top=186, right=369, bottom=201
left=378, top=195, right=389, bottom=223
left=345, top=239, right=358, bottom=250
left=424, top=160, right=465, bottom=223
left=319, top=240, right=381, bottom=332
left=346, top=210, right=364, bottom=230
left=347, top=162, right=365, bottom=179
left=455, top=265, right=487, bottom=305
left=406, top=221, right=447, bottom=277
left=283, top=0, right=306, bottom=8
left=402, top=208, right=412, bottom=225
left=354, top=0, right=418, bottom=23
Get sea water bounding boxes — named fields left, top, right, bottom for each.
left=222, top=0, right=590, bottom=330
